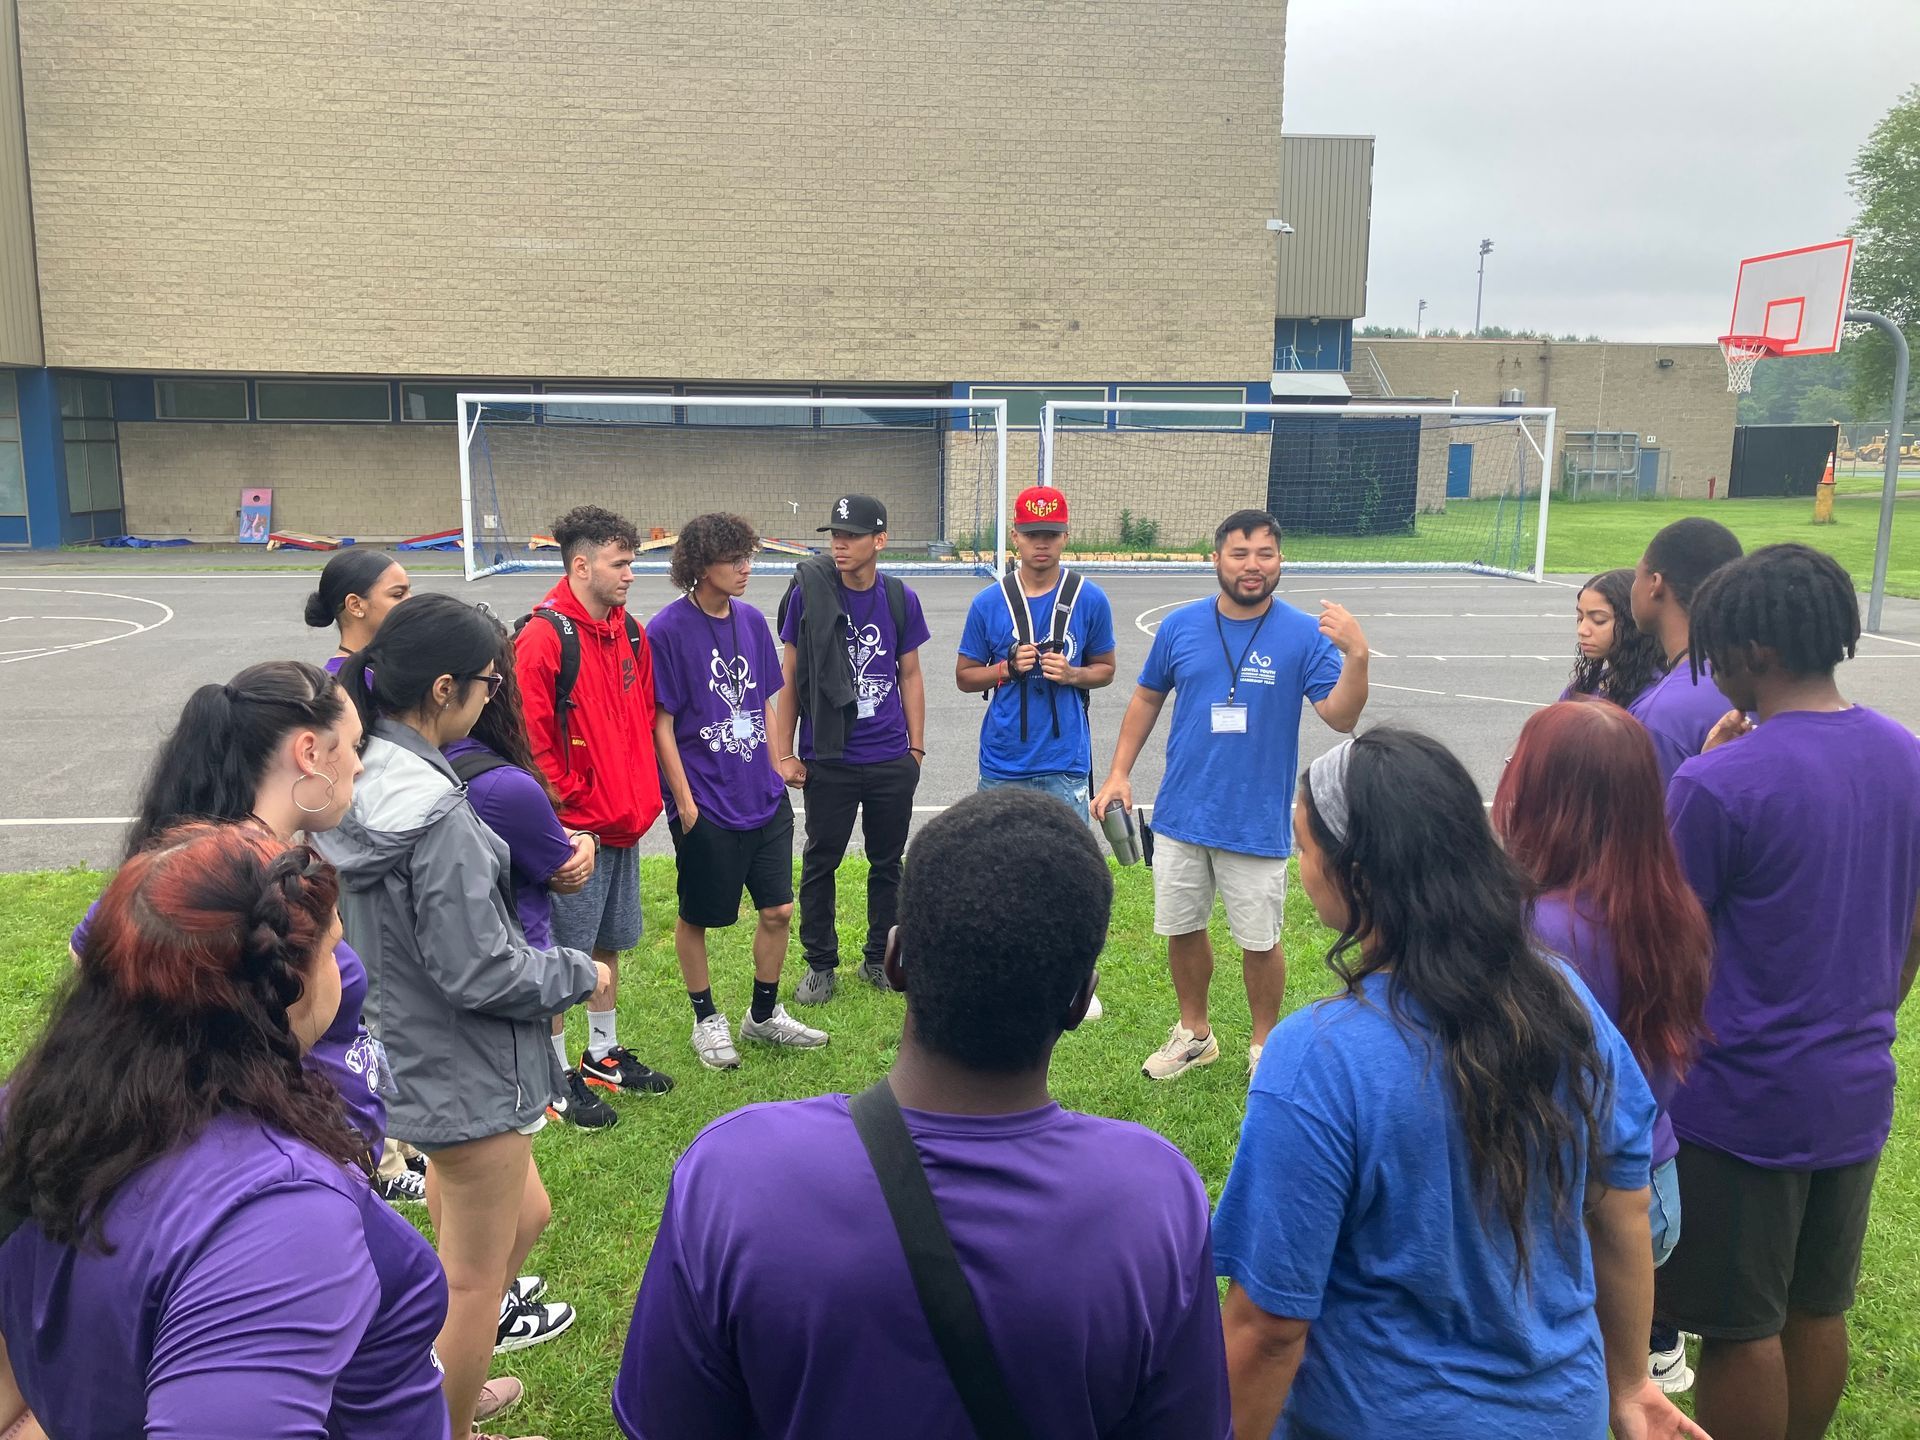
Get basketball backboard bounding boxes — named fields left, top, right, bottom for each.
left=1726, top=239, right=1855, bottom=356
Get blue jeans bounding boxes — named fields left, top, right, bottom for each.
left=1649, top=1156, right=1682, bottom=1268
left=977, top=771, right=1092, bottom=825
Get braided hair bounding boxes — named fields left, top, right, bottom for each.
left=0, top=824, right=366, bottom=1250
left=1689, top=542, right=1861, bottom=682
left=1565, top=568, right=1666, bottom=710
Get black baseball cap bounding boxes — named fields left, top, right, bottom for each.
left=818, top=494, right=888, bottom=535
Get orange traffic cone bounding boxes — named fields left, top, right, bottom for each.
left=1814, top=452, right=1836, bottom=524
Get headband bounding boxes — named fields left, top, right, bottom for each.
left=1308, top=738, right=1357, bottom=845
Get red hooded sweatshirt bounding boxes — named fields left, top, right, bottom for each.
left=515, top=577, right=663, bottom=849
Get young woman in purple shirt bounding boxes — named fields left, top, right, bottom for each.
left=1493, top=694, right=1714, bottom=1393
left=1562, top=568, right=1665, bottom=709
left=0, top=824, right=448, bottom=1439
left=1658, top=544, right=1920, bottom=1440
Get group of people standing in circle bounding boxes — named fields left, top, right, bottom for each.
left=0, top=494, right=1913, bottom=1440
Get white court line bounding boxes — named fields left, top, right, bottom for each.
left=0, top=587, right=175, bottom=665
left=1864, top=631, right=1920, bottom=650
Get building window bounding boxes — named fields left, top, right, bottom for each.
left=540, top=386, right=676, bottom=425
left=1115, top=386, right=1249, bottom=428
left=60, top=374, right=120, bottom=514
left=0, top=372, right=20, bottom=516
left=966, top=386, right=1108, bottom=429
left=682, top=388, right=814, bottom=427
left=256, top=380, right=393, bottom=422
left=156, top=378, right=248, bottom=420
left=402, top=383, right=536, bottom=423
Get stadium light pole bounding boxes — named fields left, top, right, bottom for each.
left=1417, top=298, right=1428, bottom=338
left=1846, top=309, right=1909, bottom=632
left=1474, top=239, right=1494, bottom=335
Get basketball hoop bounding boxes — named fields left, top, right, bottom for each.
left=1720, top=334, right=1782, bottom=394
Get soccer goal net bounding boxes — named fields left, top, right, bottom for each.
left=458, top=394, right=1009, bottom=580
left=1039, top=400, right=1556, bottom=579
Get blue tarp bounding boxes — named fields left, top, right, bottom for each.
left=99, top=535, right=192, bottom=548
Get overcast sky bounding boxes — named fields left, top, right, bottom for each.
left=1283, top=0, right=1920, bottom=342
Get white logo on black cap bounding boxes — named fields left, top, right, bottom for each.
left=836, top=497, right=850, bottom=519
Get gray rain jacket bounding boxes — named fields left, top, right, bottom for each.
left=314, top=719, right=599, bottom=1147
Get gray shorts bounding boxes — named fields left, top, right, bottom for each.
left=549, top=843, right=643, bottom=954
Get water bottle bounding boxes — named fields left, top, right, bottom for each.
left=1101, top=800, right=1142, bottom=867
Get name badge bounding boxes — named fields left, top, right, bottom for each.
left=1211, top=703, right=1248, bottom=734
left=730, top=710, right=753, bottom=741
left=857, top=696, right=879, bottom=720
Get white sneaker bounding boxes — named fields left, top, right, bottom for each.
left=1083, top=992, right=1105, bottom=1021
left=1650, top=1338, right=1694, bottom=1394
left=691, top=1012, right=741, bottom=1070
left=739, top=1004, right=830, bottom=1049
left=1142, top=1023, right=1220, bottom=1080
left=494, top=1293, right=576, bottom=1354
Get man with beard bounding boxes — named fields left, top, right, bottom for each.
left=1093, top=509, right=1369, bottom=1081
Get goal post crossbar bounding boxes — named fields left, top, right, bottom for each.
left=456, top=393, right=1009, bottom=582
left=1039, top=399, right=1556, bottom=581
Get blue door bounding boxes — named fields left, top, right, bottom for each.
left=1447, top=443, right=1473, bottom=498
left=1638, top=447, right=1660, bottom=496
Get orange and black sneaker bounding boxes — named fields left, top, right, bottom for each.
left=578, top=1045, right=675, bottom=1095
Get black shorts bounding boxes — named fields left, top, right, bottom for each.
left=1654, top=1140, right=1881, bottom=1341
left=668, top=794, right=795, bottom=929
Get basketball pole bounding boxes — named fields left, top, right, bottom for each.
left=1846, top=309, right=1909, bottom=633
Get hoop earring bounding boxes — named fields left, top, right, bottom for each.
left=292, top=767, right=337, bottom=816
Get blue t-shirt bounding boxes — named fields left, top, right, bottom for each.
left=1137, top=598, right=1341, bottom=858
left=1212, top=966, right=1656, bottom=1440
left=958, top=574, right=1117, bottom=781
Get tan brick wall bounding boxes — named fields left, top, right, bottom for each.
left=119, top=419, right=998, bottom=547
left=1359, top=339, right=1737, bottom=500
left=18, top=1, right=1284, bottom=383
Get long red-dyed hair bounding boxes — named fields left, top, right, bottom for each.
left=1491, top=696, right=1712, bottom=1079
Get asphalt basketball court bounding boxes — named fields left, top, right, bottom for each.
left=4, top=560, right=1919, bottom=873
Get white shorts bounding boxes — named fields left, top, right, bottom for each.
left=1152, top=833, right=1288, bottom=951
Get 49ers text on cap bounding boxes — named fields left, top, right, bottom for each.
left=1012, top=485, right=1070, bottom=532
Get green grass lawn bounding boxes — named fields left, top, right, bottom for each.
left=7, top=864, right=1920, bottom=1436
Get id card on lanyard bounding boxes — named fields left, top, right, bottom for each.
left=1211, top=604, right=1272, bottom=735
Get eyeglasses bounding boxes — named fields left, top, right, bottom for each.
left=728, top=555, right=755, bottom=572
left=472, top=672, right=505, bottom=701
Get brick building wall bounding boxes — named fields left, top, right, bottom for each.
left=17, top=0, right=1285, bottom=384
left=1358, top=339, right=1736, bottom=500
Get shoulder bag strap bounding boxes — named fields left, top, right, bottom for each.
left=848, top=1080, right=1034, bottom=1440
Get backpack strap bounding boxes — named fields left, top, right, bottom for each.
left=882, top=574, right=910, bottom=672
left=848, top=1080, right=1035, bottom=1440
left=448, top=748, right=515, bottom=786
left=996, top=569, right=1035, bottom=742
left=515, top=609, right=582, bottom=768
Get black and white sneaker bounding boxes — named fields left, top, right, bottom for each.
left=509, top=1274, right=546, bottom=1306
left=377, top=1167, right=427, bottom=1207
left=494, top=1291, right=576, bottom=1354
left=546, top=1068, right=620, bottom=1129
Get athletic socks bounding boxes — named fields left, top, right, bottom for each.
left=751, top=979, right=780, bottom=1024
left=689, top=988, right=718, bottom=1022
left=587, top=1008, right=619, bottom=1061
left=550, top=1031, right=570, bottom=1074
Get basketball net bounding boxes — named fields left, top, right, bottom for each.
left=1720, top=334, right=1780, bottom=394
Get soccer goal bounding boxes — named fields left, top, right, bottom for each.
left=1038, top=400, right=1557, bottom=580
left=457, top=393, right=1009, bottom=581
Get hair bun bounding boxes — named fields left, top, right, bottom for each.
left=303, top=589, right=336, bottom=628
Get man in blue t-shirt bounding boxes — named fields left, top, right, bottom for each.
left=956, top=484, right=1117, bottom=814
left=1093, top=508, right=1369, bottom=1081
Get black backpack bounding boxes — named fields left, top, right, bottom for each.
left=992, top=567, right=1088, bottom=742
left=515, top=607, right=642, bottom=768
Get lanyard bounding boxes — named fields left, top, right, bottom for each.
left=702, top=599, right=741, bottom=669
left=1215, top=603, right=1273, bottom=706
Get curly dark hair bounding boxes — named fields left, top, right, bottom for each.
left=553, top=505, right=640, bottom=566
left=1299, top=729, right=1610, bottom=1282
left=1565, top=569, right=1666, bottom=710
left=668, top=512, right=760, bottom=592
left=0, top=824, right=366, bottom=1251
left=1690, top=542, right=1860, bottom=681
left=898, top=789, right=1111, bottom=1071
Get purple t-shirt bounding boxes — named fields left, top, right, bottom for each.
left=649, top=594, right=787, bottom=831
left=0, top=1115, right=449, bottom=1440
left=613, top=1094, right=1230, bottom=1440
left=74, top=901, right=386, bottom=1158
left=1668, top=707, right=1920, bottom=1169
left=1628, top=661, right=1735, bottom=789
left=1531, top=891, right=1678, bottom=1166
left=323, top=653, right=347, bottom=675
left=442, top=738, right=574, bottom=950
left=778, top=579, right=930, bottom=765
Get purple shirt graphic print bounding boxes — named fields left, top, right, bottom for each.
left=651, top=595, right=788, bottom=830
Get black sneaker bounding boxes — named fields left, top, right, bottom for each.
left=494, top=1291, right=576, bottom=1354
left=403, top=1147, right=426, bottom=1177
left=546, top=1068, right=619, bottom=1129
left=859, top=959, right=894, bottom=992
left=377, top=1167, right=426, bottom=1207
left=579, top=1045, right=675, bottom=1095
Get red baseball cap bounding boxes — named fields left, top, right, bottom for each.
left=1013, top=485, right=1070, bottom=533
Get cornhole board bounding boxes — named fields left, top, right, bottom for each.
left=238, top=488, right=272, bottom=545
left=267, top=530, right=346, bottom=551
